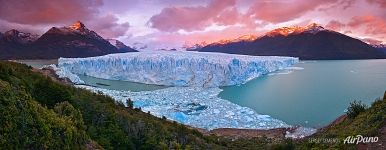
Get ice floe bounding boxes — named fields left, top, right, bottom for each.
left=76, top=85, right=291, bottom=130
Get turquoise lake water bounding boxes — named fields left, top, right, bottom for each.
left=219, top=59, right=386, bottom=127
left=20, top=59, right=386, bottom=127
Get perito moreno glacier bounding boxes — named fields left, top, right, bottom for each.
left=57, top=51, right=299, bottom=87
left=54, top=51, right=317, bottom=135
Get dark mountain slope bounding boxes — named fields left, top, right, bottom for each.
left=0, top=30, right=38, bottom=59
left=196, top=24, right=386, bottom=60
left=0, top=21, right=136, bottom=60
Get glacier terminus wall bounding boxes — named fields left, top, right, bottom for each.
left=58, top=51, right=299, bottom=87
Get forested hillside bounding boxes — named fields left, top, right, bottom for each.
left=0, top=61, right=222, bottom=149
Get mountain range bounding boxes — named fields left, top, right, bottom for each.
left=190, top=23, right=386, bottom=60
left=2, top=22, right=386, bottom=60
left=0, top=21, right=137, bottom=60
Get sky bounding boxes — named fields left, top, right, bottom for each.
left=0, top=0, right=385, bottom=50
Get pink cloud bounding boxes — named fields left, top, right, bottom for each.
left=88, top=14, right=130, bottom=38
left=367, top=0, right=386, bottom=8
left=325, top=20, right=346, bottom=31
left=246, top=0, right=338, bottom=23
left=144, top=25, right=264, bottom=49
left=0, top=0, right=131, bottom=38
left=0, top=0, right=102, bottom=25
left=149, top=0, right=239, bottom=32
left=348, top=15, right=386, bottom=35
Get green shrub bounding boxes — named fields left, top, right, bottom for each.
left=346, top=100, right=367, bottom=119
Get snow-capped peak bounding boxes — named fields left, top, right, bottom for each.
left=266, top=23, right=326, bottom=37
left=106, top=39, right=128, bottom=49
left=3, top=29, right=39, bottom=43
left=215, top=34, right=258, bottom=44
left=47, top=21, right=105, bottom=41
left=107, top=39, right=118, bottom=46
left=304, top=23, right=325, bottom=34
left=131, top=42, right=148, bottom=51
left=182, top=41, right=208, bottom=50
left=185, top=23, right=327, bottom=50
left=69, top=21, right=86, bottom=30
left=233, top=34, right=258, bottom=42
left=55, top=21, right=89, bottom=33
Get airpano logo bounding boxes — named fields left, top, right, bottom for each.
left=343, top=135, right=378, bottom=144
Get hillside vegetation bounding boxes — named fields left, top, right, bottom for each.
left=0, top=61, right=222, bottom=149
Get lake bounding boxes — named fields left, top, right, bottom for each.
left=219, top=59, right=386, bottom=127
left=16, top=59, right=58, bottom=68
left=20, top=59, right=386, bottom=128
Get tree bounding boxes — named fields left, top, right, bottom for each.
left=346, top=100, right=367, bottom=119
left=126, top=98, right=134, bottom=109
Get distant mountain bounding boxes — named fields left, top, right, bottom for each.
left=0, top=21, right=136, bottom=60
left=107, top=39, right=137, bottom=52
left=2, top=29, right=39, bottom=44
left=193, top=23, right=386, bottom=60
left=183, top=35, right=258, bottom=51
left=0, top=29, right=39, bottom=59
left=131, top=42, right=148, bottom=51
left=372, top=44, right=386, bottom=54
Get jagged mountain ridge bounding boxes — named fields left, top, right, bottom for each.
left=0, top=21, right=137, bottom=59
left=192, top=23, right=386, bottom=60
left=2, top=29, right=39, bottom=44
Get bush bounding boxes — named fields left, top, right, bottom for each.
left=32, top=78, right=71, bottom=108
left=346, top=100, right=367, bottom=119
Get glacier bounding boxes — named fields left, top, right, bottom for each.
left=46, top=64, right=85, bottom=84
left=58, top=51, right=298, bottom=87
left=76, top=85, right=290, bottom=130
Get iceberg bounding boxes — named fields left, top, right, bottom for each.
left=76, top=85, right=290, bottom=130
left=58, top=51, right=298, bottom=87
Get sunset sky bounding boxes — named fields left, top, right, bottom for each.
left=0, top=0, right=385, bottom=50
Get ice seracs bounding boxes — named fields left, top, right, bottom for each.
left=46, top=64, right=85, bottom=84
left=58, top=51, right=298, bottom=87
